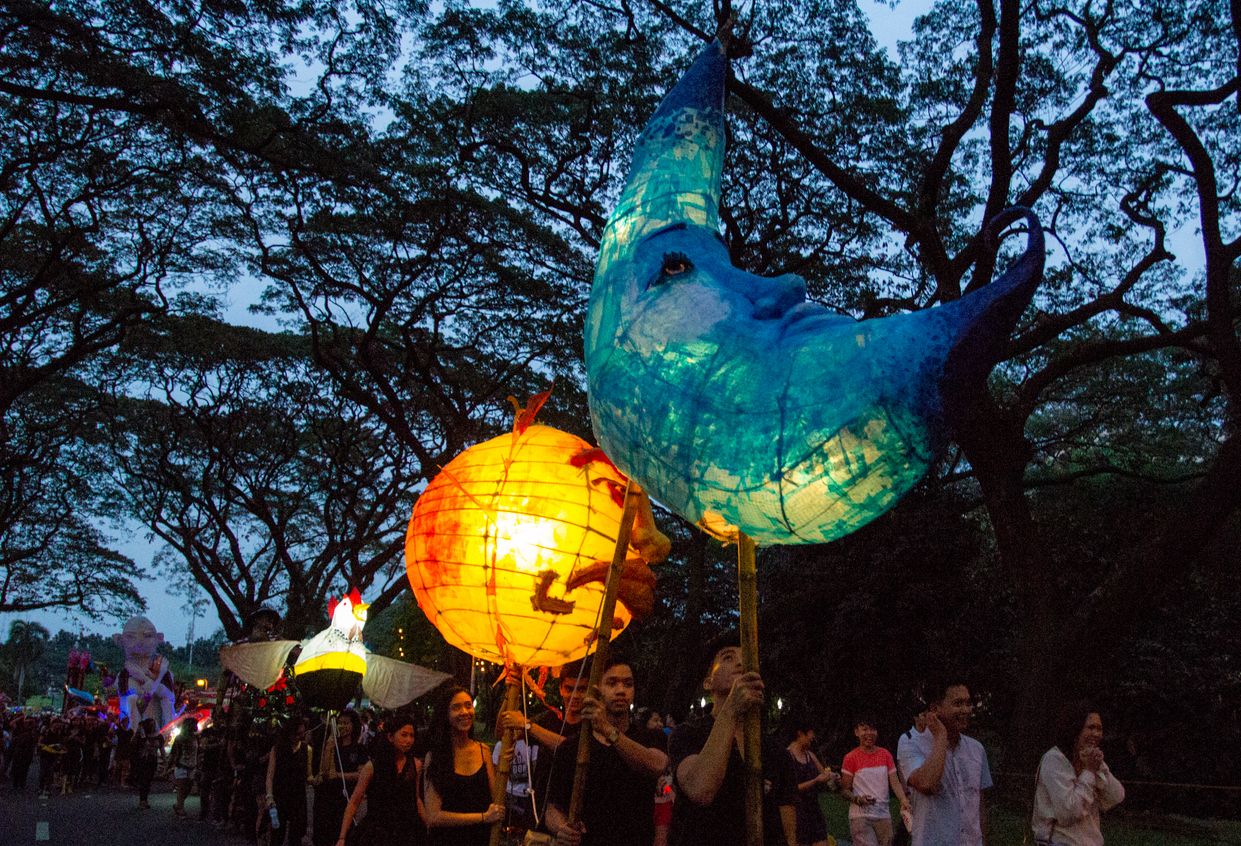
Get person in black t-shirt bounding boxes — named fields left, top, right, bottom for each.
left=545, top=656, right=668, bottom=846
left=668, top=636, right=797, bottom=846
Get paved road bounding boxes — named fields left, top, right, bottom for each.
left=1, top=778, right=862, bottom=846
left=1, top=780, right=253, bottom=846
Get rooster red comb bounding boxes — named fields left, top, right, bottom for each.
left=327, top=590, right=362, bottom=615
left=328, top=588, right=363, bottom=619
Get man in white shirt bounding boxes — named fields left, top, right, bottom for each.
left=493, top=735, right=538, bottom=828
left=898, top=681, right=992, bottom=846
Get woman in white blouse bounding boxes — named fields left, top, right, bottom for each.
left=1032, top=702, right=1125, bottom=845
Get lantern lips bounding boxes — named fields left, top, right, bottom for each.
left=584, top=38, right=1045, bottom=545
left=564, top=557, right=658, bottom=620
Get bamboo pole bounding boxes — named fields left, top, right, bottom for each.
left=566, top=479, right=640, bottom=826
left=737, top=532, right=763, bottom=846
left=489, top=672, right=522, bottom=846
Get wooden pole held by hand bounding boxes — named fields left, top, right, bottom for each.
left=489, top=671, right=522, bottom=846
left=567, top=479, right=639, bottom=826
left=738, top=532, right=763, bottom=846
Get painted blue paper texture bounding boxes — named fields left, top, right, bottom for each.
left=585, top=41, right=1044, bottom=545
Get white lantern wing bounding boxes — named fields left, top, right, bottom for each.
left=361, top=653, right=451, bottom=709
left=219, top=640, right=301, bottom=690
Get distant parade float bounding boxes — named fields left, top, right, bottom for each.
left=111, top=615, right=178, bottom=729
left=405, top=410, right=669, bottom=669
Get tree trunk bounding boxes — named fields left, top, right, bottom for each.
left=956, top=397, right=1062, bottom=771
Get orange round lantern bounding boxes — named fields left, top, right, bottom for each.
left=405, top=425, right=651, bottom=667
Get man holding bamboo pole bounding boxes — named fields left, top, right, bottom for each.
left=545, top=656, right=668, bottom=846
left=668, top=635, right=798, bottom=846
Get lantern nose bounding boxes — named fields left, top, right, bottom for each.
left=352, top=603, right=369, bottom=621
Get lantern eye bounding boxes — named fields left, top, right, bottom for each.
left=661, top=252, right=692, bottom=278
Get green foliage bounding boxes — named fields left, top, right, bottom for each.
left=102, top=315, right=424, bottom=638
left=3, top=619, right=50, bottom=700
left=363, top=593, right=453, bottom=672
left=0, top=0, right=1237, bottom=817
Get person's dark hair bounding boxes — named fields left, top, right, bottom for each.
left=559, top=658, right=590, bottom=687
left=180, top=716, right=198, bottom=735
left=783, top=708, right=816, bottom=742
left=601, top=653, right=633, bottom=675
left=923, top=677, right=970, bottom=707
left=242, top=606, right=282, bottom=639
left=703, top=629, right=741, bottom=671
left=335, top=709, right=360, bottom=745
left=1052, top=700, right=1098, bottom=760
left=853, top=714, right=878, bottom=730
left=385, top=712, right=417, bottom=739
left=274, top=715, right=305, bottom=751
left=370, top=712, right=418, bottom=781
left=426, top=686, right=475, bottom=795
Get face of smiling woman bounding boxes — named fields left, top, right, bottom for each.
left=1076, top=713, right=1103, bottom=752
left=448, top=691, right=475, bottom=734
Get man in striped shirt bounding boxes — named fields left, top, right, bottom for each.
left=841, top=716, right=911, bottom=846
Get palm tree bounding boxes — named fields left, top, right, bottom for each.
left=7, top=620, right=50, bottom=702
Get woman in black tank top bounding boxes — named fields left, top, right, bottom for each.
left=423, top=687, right=504, bottom=846
left=335, top=715, right=424, bottom=846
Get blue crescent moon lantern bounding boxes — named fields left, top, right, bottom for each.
left=585, top=41, right=1045, bottom=545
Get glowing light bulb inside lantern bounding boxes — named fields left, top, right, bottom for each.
left=492, top=513, right=561, bottom=574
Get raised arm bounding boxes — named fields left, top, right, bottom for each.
left=498, top=711, right=567, bottom=751
left=906, top=716, right=948, bottom=795
left=579, top=695, right=667, bottom=777
left=1041, top=749, right=1101, bottom=824
left=675, top=673, right=762, bottom=805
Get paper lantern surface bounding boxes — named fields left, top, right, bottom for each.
left=406, top=425, right=644, bottom=667
left=585, top=41, right=1044, bottom=544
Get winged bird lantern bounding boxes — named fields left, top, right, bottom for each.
left=219, top=590, right=449, bottom=711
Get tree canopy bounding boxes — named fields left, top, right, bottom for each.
left=0, top=0, right=1236, bottom=794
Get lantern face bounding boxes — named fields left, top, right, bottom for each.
left=584, top=42, right=1043, bottom=545
left=406, top=425, right=635, bottom=666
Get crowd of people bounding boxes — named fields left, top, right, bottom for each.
left=0, top=637, right=1126, bottom=846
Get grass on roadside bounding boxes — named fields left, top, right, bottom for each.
left=815, top=793, right=1241, bottom=845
